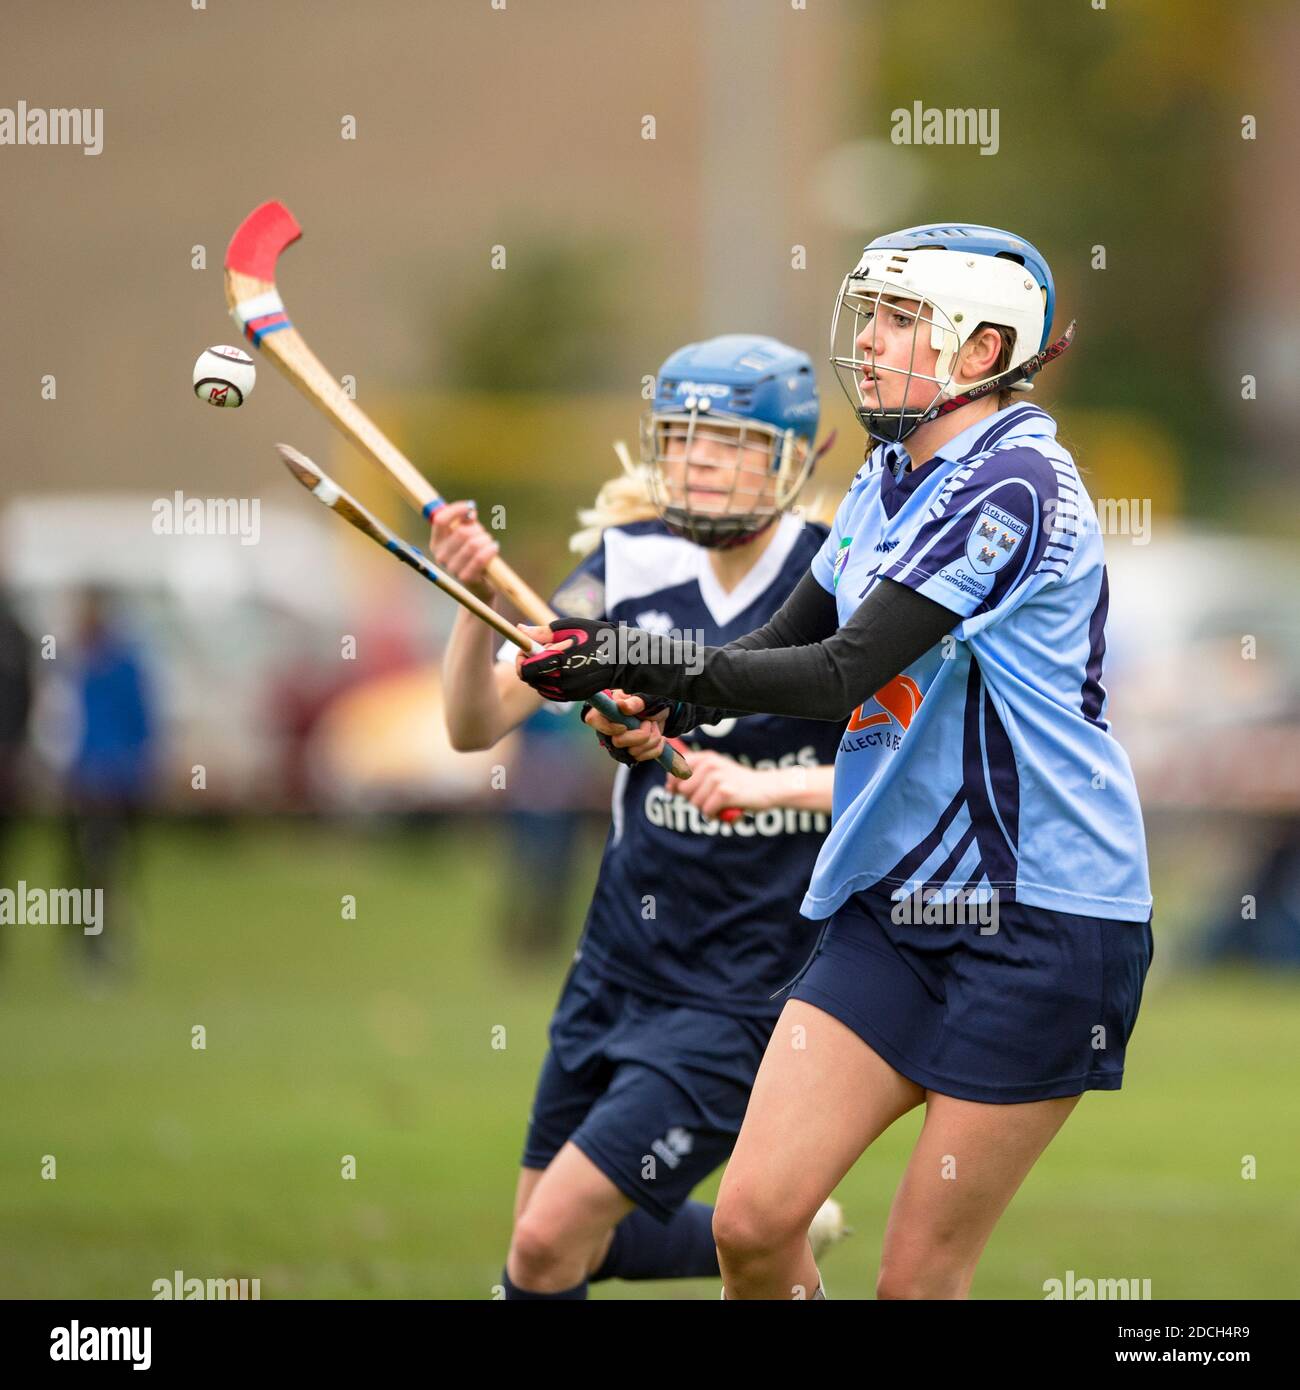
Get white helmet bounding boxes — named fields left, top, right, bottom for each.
left=830, top=223, right=1064, bottom=444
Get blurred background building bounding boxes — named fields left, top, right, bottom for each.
left=3, top=0, right=1295, bottom=914
left=0, top=0, right=1296, bottom=1299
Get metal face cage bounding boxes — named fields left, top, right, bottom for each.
left=639, top=397, right=809, bottom=548
left=829, top=275, right=961, bottom=445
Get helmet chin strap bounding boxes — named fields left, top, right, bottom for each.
left=861, top=321, right=1075, bottom=446
left=713, top=515, right=777, bottom=550
left=660, top=510, right=772, bottom=549
left=930, top=319, right=1076, bottom=421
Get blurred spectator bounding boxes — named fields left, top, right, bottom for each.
left=499, top=701, right=594, bottom=959
left=0, top=593, right=34, bottom=959
left=63, top=588, right=156, bottom=977
left=1199, top=817, right=1300, bottom=968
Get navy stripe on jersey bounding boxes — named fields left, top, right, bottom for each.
left=879, top=449, right=946, bottom=518
left=962, top=661, right=1020, bottom=892
left=880, top=786, right=966, bottom=884
left=969, top=404, right=1051, bottom=456
left=982, top=676, right=1021, bottom=850
left=1081, top=566, right=1111, bottom=728
left=883, top=446, right=1063, bottom=615
left=879, top=410, right=1050, bottom=522
left=959, top=861, right=992, bottom=897
left=928, top=822, right=980, bottom=888
left=1040, top=456, right=1082, bottom=576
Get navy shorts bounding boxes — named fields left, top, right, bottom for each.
left=522, top=958, right=773, bottom=1222
left=789, top=889, right=1153, bottom=1104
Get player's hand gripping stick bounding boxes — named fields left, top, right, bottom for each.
left=276, top=444, right=692, bottom=783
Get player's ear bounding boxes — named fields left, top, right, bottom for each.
left=961, top=325, right=1003, bottom=380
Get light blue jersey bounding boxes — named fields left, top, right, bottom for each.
left=803, top=401, right=1152, bottom=923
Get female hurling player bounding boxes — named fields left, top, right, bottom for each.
left=434, top=334, right=845, bottom=1299
left=516, top=226, right=1155, bottom=1301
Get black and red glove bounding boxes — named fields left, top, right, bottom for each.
left=518, top=619, right=624, bottom=701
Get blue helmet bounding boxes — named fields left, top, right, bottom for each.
left=831, top=224, right=1059, bottom=444
left=642, top=334, right=822, bottom=548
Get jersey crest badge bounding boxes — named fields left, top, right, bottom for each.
left=552, top=574, right=605, bottom=620
left=965, top=504, right=1027, bottom=575
left=832, top=537, right=853, bottom=588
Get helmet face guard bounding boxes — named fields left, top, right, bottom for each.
left=830, top=276, right=963, bottom=446
left=639, top=401, right=812, bottom=549
left=830, top=232, right=1056, bottom=446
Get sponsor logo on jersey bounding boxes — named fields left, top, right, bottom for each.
left=832, top=537, right=853, bottom=588
left=644, top=787, right=830, bottom=838
left=846, top=674, right=924, bottom=734
left=641, top=744, right=830, bottom=838
left=874, top=538, right=899, bottom=553
left=634, top=608, right=675, bottom=636
left=965, top=503, right=1028, bottom=575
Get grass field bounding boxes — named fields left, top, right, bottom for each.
left=0, top=818, right=1296, bottom=1300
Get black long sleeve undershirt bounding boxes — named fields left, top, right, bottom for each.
left=619, top=573, right=960, bottom=733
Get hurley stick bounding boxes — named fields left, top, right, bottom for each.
left=277, top=444, right=692, bottom=781
left=225, top=200, right=552, bottom=625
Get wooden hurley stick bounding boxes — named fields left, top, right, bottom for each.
left=276, top=444, right=692, bottom=781
left=225, top=200, right=552, bottom=625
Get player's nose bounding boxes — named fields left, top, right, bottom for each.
left=687, top=461, right=728, bottom=490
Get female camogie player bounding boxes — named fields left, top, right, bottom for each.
left=516, top=225, right=1155, bottom=1300
left=433, top=334, right=845, bottom=1299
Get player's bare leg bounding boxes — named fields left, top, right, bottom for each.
left=506, top=1141, right=634, bottom=1292
left=511, top=1162, right=620, bottom=1272
left=876, top=1091, right=1080, bottom=1299
left=511, top=1166, right=546, bottom=1225
left=713, top=999, right=925, bottom=1299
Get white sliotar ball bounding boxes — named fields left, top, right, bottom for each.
left=193, top=345, right=256, bottom=408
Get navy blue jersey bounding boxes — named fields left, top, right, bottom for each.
left=500, top=514, right=842, bottom=1017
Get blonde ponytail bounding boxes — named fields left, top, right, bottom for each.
left=568, top=442, right=660, bottom=555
